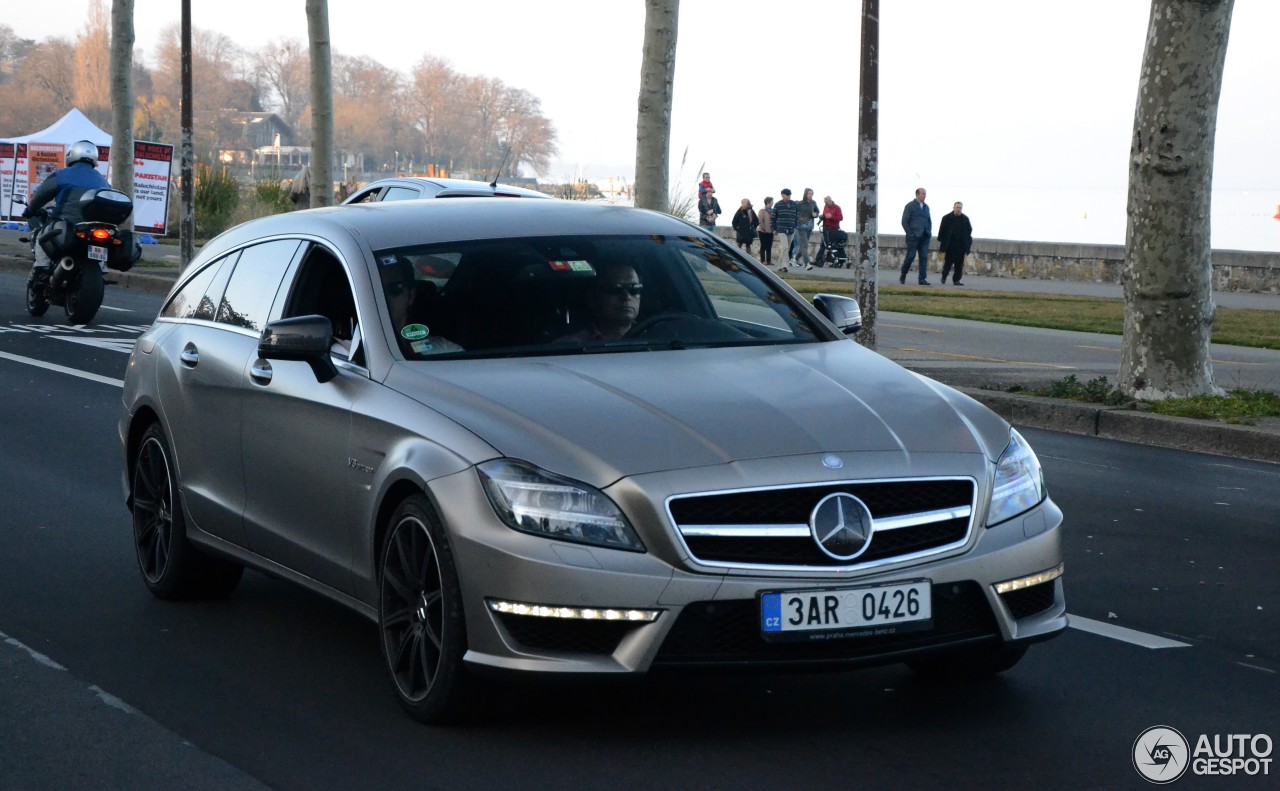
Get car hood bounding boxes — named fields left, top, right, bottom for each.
left=384, top=342, right=1012, bottom=487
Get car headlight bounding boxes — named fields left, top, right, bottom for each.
left=986, top=429, right=1045, bottom=526
left=478, top=459, right=645, bottom=552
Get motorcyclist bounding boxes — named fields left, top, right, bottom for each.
left=23, top=139, right=111, bottom=273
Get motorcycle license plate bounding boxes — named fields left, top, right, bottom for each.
left=760, top=580, right=932, bottom=642
left=87, top=245, right=109, bottom=262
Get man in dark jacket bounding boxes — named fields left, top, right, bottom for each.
left=771, top=188, right=799, bottom=270
left=937, top=201, right=973, bottom=285
left=697, top=187, right=722, bottom=234
left=24, top=139, right=111, bottom=272
left=898, top=187, right=932, bottom=285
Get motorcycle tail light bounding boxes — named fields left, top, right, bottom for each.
left=91, top=228, right=111, bottom=240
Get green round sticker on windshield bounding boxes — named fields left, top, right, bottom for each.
left=401, top=323, right=429, bottom=341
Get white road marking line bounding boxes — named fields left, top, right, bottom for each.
left=48, top=336, right=136, bottom=354
left=2, top=632, right=68, bottom=671
left=0, top=350, right=124, bottom=388
left=1237, top=662, right=1275, bottom=674
left=98, top=305, right=130, bottom=312
left=1069, top=615, right=1191, bottom=649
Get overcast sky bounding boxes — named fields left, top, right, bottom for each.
left=8, top=0, right=1279, bottom=251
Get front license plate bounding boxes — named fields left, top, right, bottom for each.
left=760, top=581, right=932, bottom=642
left=87, top=245, right=109, bottom=262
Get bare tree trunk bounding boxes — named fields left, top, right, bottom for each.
left=306, top=0, right=335, bottom=208
left=633, top=0, right=679, bottom=212
left=1119, top=0, right=1234, bottom=399
left=179, top=0, right=194, bottom=267
left=854, top=0, right=879, bottom=350
left=109, top=0, right=135, bottom=231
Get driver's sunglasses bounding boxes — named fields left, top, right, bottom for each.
left=603, top=284, right=644, bottom=298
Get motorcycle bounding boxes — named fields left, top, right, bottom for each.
left=16, top=189, right=139, bottom=325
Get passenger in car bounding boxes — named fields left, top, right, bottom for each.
left=554, top=263, right=644, bottom=343
left=381, top=259, right=464, bottom=356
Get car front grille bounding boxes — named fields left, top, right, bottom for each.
left=668, top=478, right=975, bottom=570
left=652, top=582, right=997, bottom=666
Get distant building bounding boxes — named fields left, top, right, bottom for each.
left=216, top=112, right=294, bottom=166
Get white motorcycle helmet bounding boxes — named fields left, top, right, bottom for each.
left=66, top=140, right=99, bottom=167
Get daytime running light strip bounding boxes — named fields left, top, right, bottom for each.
left=993, top=564, right=1064, bottom=595
left=487, top=599, right=661, bottom=622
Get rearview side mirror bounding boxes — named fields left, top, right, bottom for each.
left=259, top=315, right=338, bottom=382
left=812, top=294, right=862, bottom=335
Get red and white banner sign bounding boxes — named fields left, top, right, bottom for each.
left=2, top=140, right=174, bottom=235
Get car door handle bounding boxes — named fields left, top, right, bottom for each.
left=179, top=343, right=199, bottom=367
left=249, top=359, right=273, bottom=385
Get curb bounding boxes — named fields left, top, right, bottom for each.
left=960, top=387, right=1280, bottom=465
left=0, top=256, right=178, bottom=295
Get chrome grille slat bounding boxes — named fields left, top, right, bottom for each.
left=667, top=478, right=976, bottom=570
left=679, top=505, right=973, bottom=538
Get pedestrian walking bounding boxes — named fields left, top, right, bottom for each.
left=938, top=201, right=973, bottom=285
left=731, top=199, right=759, bottom=253
left=772, top=188, right=799, bottom=270
left=757, top=196, right=776, bottom=265
left=899, top=187, right=932, bottom=285
left=794, top=188, right=820, bottom=269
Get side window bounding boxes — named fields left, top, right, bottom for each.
left=215, top=240, right=301, bottom=331
left=161, top=257, right=227, bottom=319
left=345, top=188, right=380, bottom=204
left=382, top=186, right=422, bottom=202
left=192, top=252, right=237, bottom=321
left=282, top=246, right=363, bottom=366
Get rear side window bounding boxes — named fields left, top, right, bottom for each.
left=215, top=240, right=301, bottom=331
left=161, top=257, right=229, bottom=320
left=382, top=186, right=423, bottom=202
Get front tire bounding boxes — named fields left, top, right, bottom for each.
left=131, top=423, right=243, bottom=599
left=65, top=264, right=104, bottom=324
left=379, top=495, right=470, bottom=724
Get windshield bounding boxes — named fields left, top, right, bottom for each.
left=373, top=234, right=826, bottom=360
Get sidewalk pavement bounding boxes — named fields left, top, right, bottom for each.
left=2, top=231, right=1277, bottom=465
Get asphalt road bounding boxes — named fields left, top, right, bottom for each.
left=1, top=274, right=1278, bottom=790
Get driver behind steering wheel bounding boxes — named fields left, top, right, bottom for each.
left=555, top=263, right=643, bottom=343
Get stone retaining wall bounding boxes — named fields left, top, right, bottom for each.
left=715, top=228, right=1279, bottom=293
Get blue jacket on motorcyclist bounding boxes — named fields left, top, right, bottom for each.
left=25, top=140, right=111, bottom=270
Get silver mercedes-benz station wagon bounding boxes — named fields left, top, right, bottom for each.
left=120, top=199, right=1065, bottom=723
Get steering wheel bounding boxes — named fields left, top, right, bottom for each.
left=626, top=311, right=701, bottom=337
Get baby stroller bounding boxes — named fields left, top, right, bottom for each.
left=814, top=230, right=850, bottom=268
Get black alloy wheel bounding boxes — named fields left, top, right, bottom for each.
left=379, top=495, right=469, bottom=723
left=131, top=423, right=242, bottom=599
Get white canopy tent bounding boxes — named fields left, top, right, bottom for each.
left=2, top=107, right=111, bottom=147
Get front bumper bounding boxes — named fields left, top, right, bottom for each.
left=428, top=459, right=1067, bottom=676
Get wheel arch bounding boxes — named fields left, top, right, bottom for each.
left=124, top=405, right=163, bottom=507
left=372, top=478, right=438, bottom=581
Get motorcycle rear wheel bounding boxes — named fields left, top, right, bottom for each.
left=25, top=274, right=50, bottom=317
left=65, top=265, right=104, bottom=324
